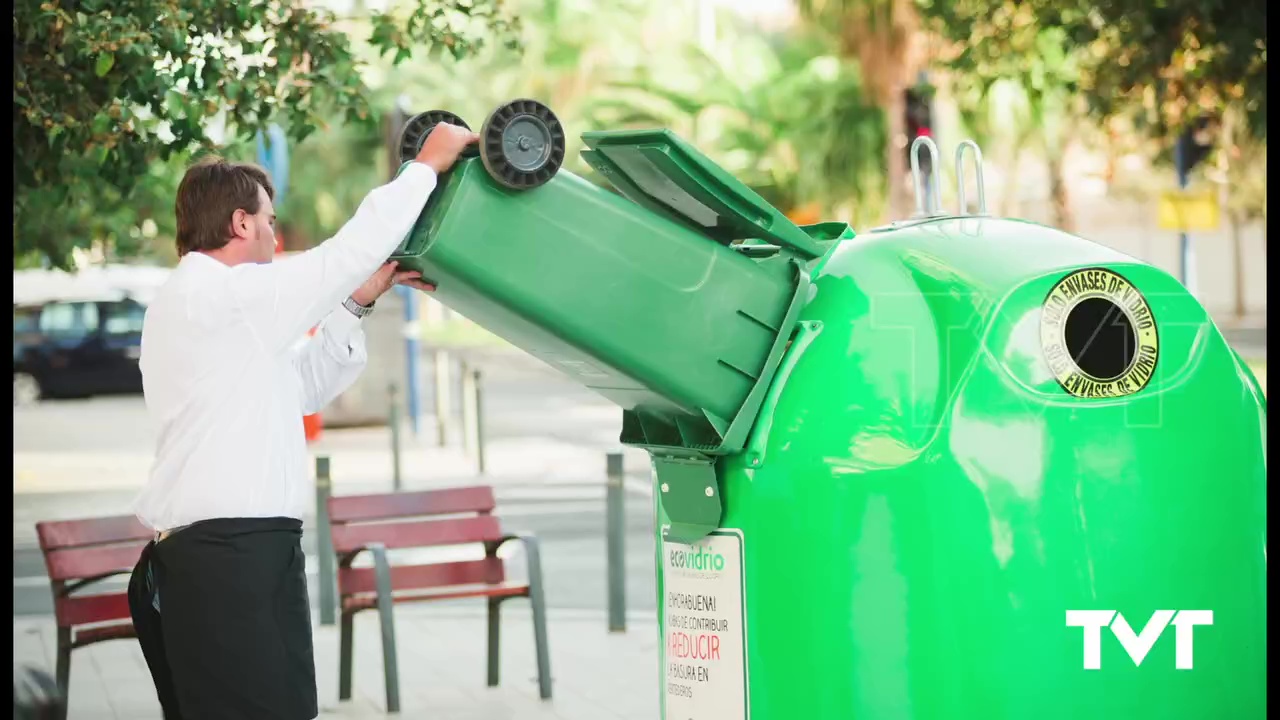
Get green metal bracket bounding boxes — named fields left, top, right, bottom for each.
left=653, top=454, right=721, bottom=544
left=744, top=320, right=824, bottom=469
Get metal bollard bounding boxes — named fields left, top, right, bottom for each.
left=315, top=456, right=337, bottom=626
left=474, top=369, right=486, bottom=475
left=400, top=287, right=422, bottom=437
left=434, top=350, right=451, bottom=447
left=606, top=452, right=626, bottom=632
left=461, top=366, right=486, bottom=474
left=388, top=383, right=403, bottom=492
left=461, top=363, right=475, bottom=457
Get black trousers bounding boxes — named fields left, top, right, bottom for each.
left=127, top=517, right=318, bottom=720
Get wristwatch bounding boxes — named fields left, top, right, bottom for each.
left=343, top=296, right=374, bottom=318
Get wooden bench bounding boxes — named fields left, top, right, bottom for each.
left=328, top=485, right=552, bottom=713
left=35, top=514, right=152, bottom=719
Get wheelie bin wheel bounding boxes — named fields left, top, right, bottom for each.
left=479, top=99, right=566, bottom=191
left=397, top=110, right=477, bottom=165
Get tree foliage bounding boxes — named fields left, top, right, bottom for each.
left=918, top=1, right=1083, bottom=226
left=587, top=23, right=887, bottom=227
left=275, top=0, right=647, bottom=251
left=12, top=0, right=520, bottom=267
left=794, top=0, right=923, bottom=219
left=920, top=0, right=1267, bottom=140
left=14, top=153, right=191, bottom=270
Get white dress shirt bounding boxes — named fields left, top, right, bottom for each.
left=133, top=163, right=438, bottom=531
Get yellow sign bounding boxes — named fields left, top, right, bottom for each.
left=1158, top=190, right=1220, bottom=231
left=1040, top=268, right=1160, bottom=399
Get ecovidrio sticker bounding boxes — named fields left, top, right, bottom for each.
left=661, top=529, right=749, bottom=720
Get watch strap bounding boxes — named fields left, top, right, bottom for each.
left=343, top=296, right=374, bottom=318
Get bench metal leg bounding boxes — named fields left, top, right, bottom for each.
left=523, top=538, right=553, bottom=700
left=339, top=610, right=355, bottom=701
left=371, top=544, right=401, bottom=714
left=55, top=627, right=71, bottom=720
left=487, top=596, right=501, bottom=687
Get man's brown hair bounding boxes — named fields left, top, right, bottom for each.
left=174, top=155, right=275, bottom=256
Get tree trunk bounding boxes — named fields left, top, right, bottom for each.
left=1217, top=109, right=1247, bottom=320
left=884, top=86, right=912, bottom=221
left=1230, top=211, right=1247, bottom=319
left=1046, top=150, right=1074, bottom=232
left=1000, top=133, right=1031, bottom=217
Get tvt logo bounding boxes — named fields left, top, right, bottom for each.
left=1066, top=610, right=1213, bottom=670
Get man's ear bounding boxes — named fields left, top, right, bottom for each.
left=229, top=208, right=250, bottom=240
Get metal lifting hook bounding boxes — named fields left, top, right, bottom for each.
left=910, top=136, right=943, bottom=218
left=955, top=140, right=988, bottom=216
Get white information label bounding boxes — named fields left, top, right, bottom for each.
left=662, top=529, right=749, bottom=720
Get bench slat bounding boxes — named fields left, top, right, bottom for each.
left=73, top=622, right=137, bottom=648
left=55, top=592, right=132, bottom=628
left=45, top=543, right=148, bottom=582
left=331, top=516, right=503, bottom=553
left=342, top=582, right=529, bottom=613
left=338, top=558, right=505, bottom=595
left=328, top=486, right=496, bottom=524
left=36, top=516, right=151, bottom=550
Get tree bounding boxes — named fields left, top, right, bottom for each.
left=926, top=0, right=1267, bottom=142
left=1214, top=104, right=1267, bottom=318
left=918, top=1, right=1083, bottom=229
left=13, top=0, right=520, bottom=267
left=586, top=20, right=887, bottom=227
left=1026, top=0, right=1267, bottom=140
left=15, top=152, right=189, bottom=269
left=374, top=0, right=656, bottom=175
left=271, top=0, right=648, bottom=250
left=794, top=0, right=924, bottom=220
left=925, top=0, right=1266, bottom=230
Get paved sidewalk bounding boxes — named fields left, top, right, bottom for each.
left=13, top=605, right=660, bottom=720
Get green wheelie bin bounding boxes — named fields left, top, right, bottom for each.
left=391, top=101, right=842, bottom=466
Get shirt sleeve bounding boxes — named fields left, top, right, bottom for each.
left=294, top=305, right=368, bottom=415
left=228, top=162, right=437, bottom=355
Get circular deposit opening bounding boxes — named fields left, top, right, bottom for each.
left=1063, top=297, right=1137, bottom=381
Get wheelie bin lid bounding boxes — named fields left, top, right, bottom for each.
left=580, top=129, right=825, bottom=260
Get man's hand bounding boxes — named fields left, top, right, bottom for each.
left=416, top=123, right=480, bottom=175
left=351, top=261, right=435, bottom=307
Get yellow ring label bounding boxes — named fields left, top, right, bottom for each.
left=1040, top=267, right=1159, bottom=399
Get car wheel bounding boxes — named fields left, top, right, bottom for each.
left=13, top=373, right=42, bottom=407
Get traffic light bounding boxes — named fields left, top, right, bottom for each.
left=904, top=86, right=934, bottom=171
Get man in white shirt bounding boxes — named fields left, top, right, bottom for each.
left=126, top=123, right=478, bottom=720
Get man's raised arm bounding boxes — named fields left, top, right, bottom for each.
left=228, top=123, right=478, bottom=353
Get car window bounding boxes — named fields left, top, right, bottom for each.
left=104, top=300, right=146, bottom=335
left=38, top=302, right=100, bottom=338
left=13, top=307, right=41, bottom=335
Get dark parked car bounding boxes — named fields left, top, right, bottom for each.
left=13, top=297, right=147, bottom=405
